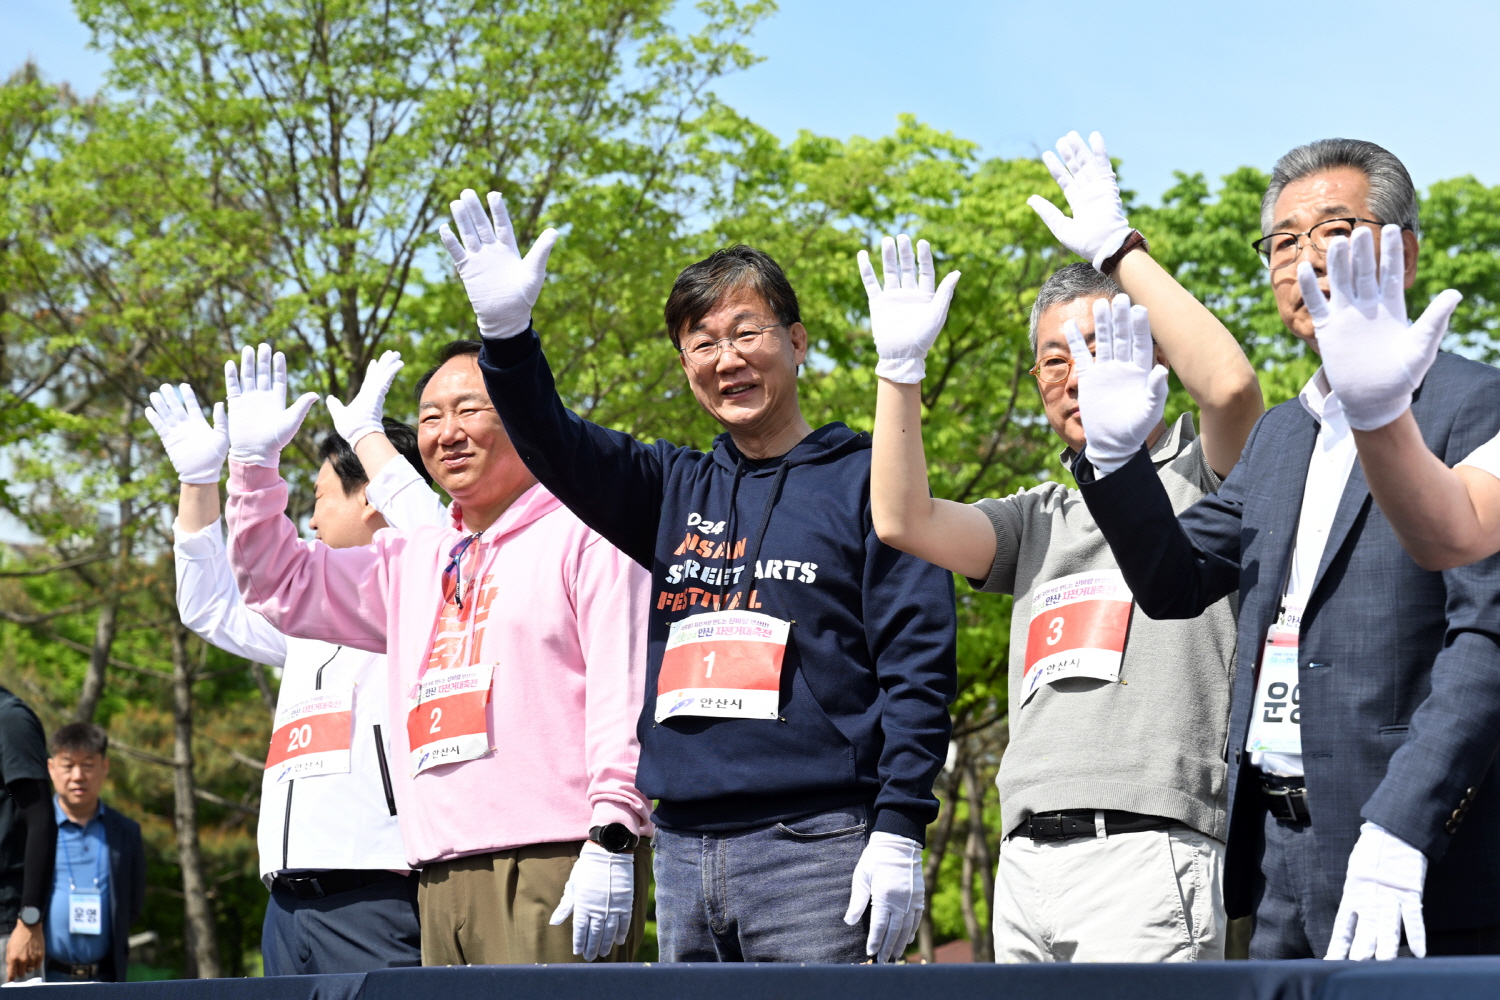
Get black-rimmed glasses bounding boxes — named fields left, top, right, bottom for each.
left=1250, top=218, right=1389, bottom=271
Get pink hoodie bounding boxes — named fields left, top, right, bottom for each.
left=225, top=462, right=652, bottom=868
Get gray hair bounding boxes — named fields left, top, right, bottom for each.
left=1260, top=138, right=1420, bottom=238
left=1029, top=262, right=1122, bottom=354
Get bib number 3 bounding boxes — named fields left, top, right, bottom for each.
left=1022, top=570, right=1133, bottom=706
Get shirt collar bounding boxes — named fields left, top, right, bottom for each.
left=54, top=796, right=104, bottom=828
left=1298, top=367, right=1349, bottom=431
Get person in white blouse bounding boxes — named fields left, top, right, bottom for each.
left=144, top=352, right=447, bottom=975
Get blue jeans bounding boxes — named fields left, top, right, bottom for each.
left=652, top=803, right=871, bottom=963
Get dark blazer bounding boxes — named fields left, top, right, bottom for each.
left=99, top=804, right=146, bottom=982
left=1076, top=351, right=1500, bottom=932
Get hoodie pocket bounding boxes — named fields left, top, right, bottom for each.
left=783, top=655, right=858, bottom=784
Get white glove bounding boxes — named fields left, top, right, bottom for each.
left=548, top=841, right=634, bottom=962
left=1326, top=822, right=1427, bottom=960
left=223, top=344, right=320, bottom=468
left=859, top=234, right=961, bottom=383
left=326, top=350, right=403, bottom=447
left=1068, top=293, right=1168, bottom=474
left=1027, top=131, right=1133, bottom=270
left=144, top=383, right=228, bottom=484
left=1298, top=225, right=1462, bottom=432
left=842, top=832, right=924, bottom=964
left=439, top=188, right=559, bottom=339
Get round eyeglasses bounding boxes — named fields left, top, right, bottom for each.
left=679, top=323, right=785, bottom=366
left=1250, top=218, right=1389, bottom=271
left=1029, top=355, right=1075, bottom=384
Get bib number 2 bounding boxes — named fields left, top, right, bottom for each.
left=407, top=663, right=494, bottom=775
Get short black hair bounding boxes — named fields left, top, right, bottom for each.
left=414, top=340, right=484, bottom=401
left=318, top=417, right=433, bottom=495
left=663, top=246, right=800, bottom=349
left=50, top=722, right=108, bottom=758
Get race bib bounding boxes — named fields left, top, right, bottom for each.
left=264, top=688, right=354, bottom=783
left=69, top=891, right=102, bottom=935
left=1246, top=627, right=1302, bottom=755
left=408, top=663, right=494, bottom=775
left=1021, top=570, right=1133, bottom=706
left=656, top=610, right=788, bottom=722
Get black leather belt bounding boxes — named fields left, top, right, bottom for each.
left=272, top=868, right=406, bottom=900
left=47, top=958, right=102, bottom=980
left=1259, top=774, right=1310, bottom=823
left=1012, top=809, right=1176, bottom=842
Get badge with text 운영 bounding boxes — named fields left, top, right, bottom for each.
left=1246, top=628, right=1301, bottom=755
left=407, top=662, right=494, bottom=775
left=656, top=610, right=789, bottom=722
left=69, top=891, right=102, bottom=935
left=264, top=688, right=355, bottom=783
left=1022, top=569, right=1133, bottom=706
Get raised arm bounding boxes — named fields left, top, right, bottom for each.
left=863, top=234, right=996, bottom=578
left=1028, top=130, right=1263, bottom=476
left=222, top=344, right=390, bottom=653
left=1300, top=225, right=1482, bottom=570
left=440, top=187, right=667, bottom=567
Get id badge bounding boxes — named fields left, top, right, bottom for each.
left=407, top=663, right=494, bottom=775
left=69, top=891, right=102, bottom=935
left=656, top=610, right=788, bottom=722
left=1021, top=570, right=1133, bottom=706
left=1245, top=627, right=1302, bottom=754
left=264, top=688, right=354, bottom=783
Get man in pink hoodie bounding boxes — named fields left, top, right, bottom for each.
left=221, top=341, right=652, bottom=966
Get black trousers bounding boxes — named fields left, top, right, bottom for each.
left=262, top=873, right=421, bottom=975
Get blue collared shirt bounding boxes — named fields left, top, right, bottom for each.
left=46, top=798, right=111, bottom=965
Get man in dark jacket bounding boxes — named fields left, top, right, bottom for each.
left=0, top=686, right=53, bottom=983
left=436, top=189, right=956, bottom=965
left=44, top=723, right=145, bottom=982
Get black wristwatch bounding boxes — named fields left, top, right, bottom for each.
left=18, top=905, right=41, bottom=927
left=589, top=823, right=639, bottom=854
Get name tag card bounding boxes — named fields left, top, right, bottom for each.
left=1022, top=570, right=1133, bottom=706
left=1246, top=627, right=1302, bottom=755
left=264, top=689, right=354, bottom=782
left=407, top=663, right=494, bottom=775
left=69, top=891, right=102, bottom=935
left=656, top=610, right=788, bottom=722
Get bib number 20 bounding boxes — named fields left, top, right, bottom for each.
left=285, top=723, right=314, bottom=753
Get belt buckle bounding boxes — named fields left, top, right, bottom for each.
left=1264, top=784, right=1309, bottom=823
left=285, top=875, right=327, bottom=900
left=1029, top=814, right=1066, bottom=841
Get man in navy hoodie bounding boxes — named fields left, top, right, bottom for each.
left=438, top=189, right=957, bottom=965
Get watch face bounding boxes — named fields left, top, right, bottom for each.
left=596, top=824, right=634, bottom=852
left=19, top=906, right=40, bottom=926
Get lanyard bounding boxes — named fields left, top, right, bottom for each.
left=62, top=817, right=100, bottom=894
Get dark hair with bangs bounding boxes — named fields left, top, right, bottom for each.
left=50, top=721, right=108, bottom=758
left=663, top=246, right=800, bottom=348
left=318, top=417, right=432, bottom=496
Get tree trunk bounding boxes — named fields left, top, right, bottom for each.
left=918, top=748, right=964, bottom=962
left=247, top=661, right=276, bottom=716
left=72, top=595, right=118, bottom=722
left=963, top=756, right=996, bottom=962
left=171, top=625, right=221, bottom=979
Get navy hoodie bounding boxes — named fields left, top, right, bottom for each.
left=480, top=331, right=957, bottom=843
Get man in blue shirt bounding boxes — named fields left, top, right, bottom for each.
left=44, top=723, right=144, bottom=983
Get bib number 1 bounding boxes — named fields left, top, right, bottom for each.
left=656, top=610, right=789, bottom=721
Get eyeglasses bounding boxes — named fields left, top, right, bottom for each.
left=679, top=323, right=785, bottom=366
left=1250, top=218, right=1390, bottom=271
left=442, top=533, right=480, bottom=608
left=1029, top=355, right=1076, bottom=384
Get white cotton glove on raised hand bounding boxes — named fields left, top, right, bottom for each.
left=223, top=344, right=320, bottom=468
left=843, top=832, right=925, bottom=964
left=860, top=234, right=961, bottom=383
left=326, top=350, right=403, bottom=447
left=548, top=841, right=634, bottom=962
left=144, top=384, right=228, bottom=484
left=1298, top=225, right=1462, bottom=432
left=1027, top=131, right=1133, bottom=270
left=1326, top=822, right=1428, bottom=961
left=439, top=188, right=560, bottom=339
left=1068, top=293, right=1168, bottom=475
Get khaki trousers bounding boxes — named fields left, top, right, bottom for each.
left=418, top=840, right=650, bottom=965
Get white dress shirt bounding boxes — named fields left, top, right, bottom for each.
left=1251, top=369, right=1360, bottom=777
